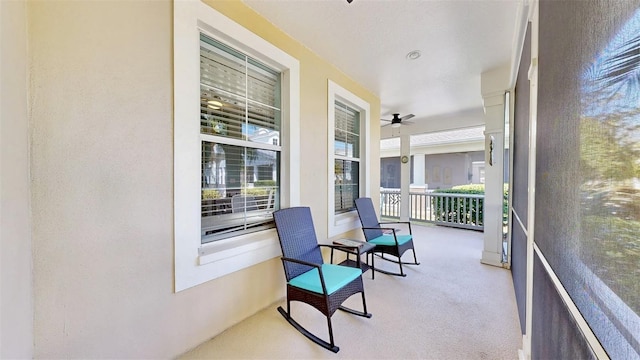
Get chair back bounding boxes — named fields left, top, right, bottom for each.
left=273, top=207, right=324, bottom=281
left=354, top=197, right=384, bottom=240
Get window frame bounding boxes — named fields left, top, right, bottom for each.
left=174, top=0, right=300, bottom=292
left=199, top=35, right=282, bottom=244
left=327, top=80, right=371, bottom=237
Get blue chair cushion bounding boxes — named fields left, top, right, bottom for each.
left=369, top=234, right=412, bottom=246
left=289, top=264, right=362, bottom=295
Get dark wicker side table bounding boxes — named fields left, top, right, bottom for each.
left=330, top=239, right=376, bottom=279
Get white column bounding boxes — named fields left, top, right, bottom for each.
left=400, top=134, right=410, bottom=221
left=413, top=153, right=425, bottom=186
left=481, top=65, right=509, bottom=267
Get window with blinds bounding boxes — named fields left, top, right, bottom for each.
left=200, top=34, right=281, bottom=244
left=334, top=101, right=360, bottom=213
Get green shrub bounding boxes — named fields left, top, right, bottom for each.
left=431, top=185, right=485, bottom=226
left=254, top=180, right=276, bottom=187
left=242, top=187, right=270, bottom=196
left=201, top=189, right=222, bottom=200
left=243, top=181, right=276, bottom=196
left=430, top=184, right=509, bottom=226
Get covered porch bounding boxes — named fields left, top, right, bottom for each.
left=180, top=224, right=520, bottom=358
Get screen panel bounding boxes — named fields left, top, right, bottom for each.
left=532, top=252, right=596, bottom=360
left=536, top=1, right=640, bottom=358
left=511, top=22, right=531, bottom=336
left=512, top=24, right=531, bottom=227
left=511, top=218, right=527, bottom=334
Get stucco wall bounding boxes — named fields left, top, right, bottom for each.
left=28, top=0, right=379, bottom=357
left=424, top=151, right=484, bottom=189
left=1, top=1, right=33, bottom=358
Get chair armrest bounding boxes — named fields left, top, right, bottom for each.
left=280, top=256, right=321, bottom=269
left=362, top=226, right=397, bottom=232
left=361, top=226, right=401, bottom=245
left=379, top=221, right=412, bottom=234
left=280, top=256, right=329, bottom=295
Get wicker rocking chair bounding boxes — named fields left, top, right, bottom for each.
left=354, top=197, right=420, bottom=277
left=273, top=206, right=372, bottom=353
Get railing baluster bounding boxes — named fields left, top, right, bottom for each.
left=379, top=189, right=484, bottom=230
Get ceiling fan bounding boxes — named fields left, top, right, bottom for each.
left=381, top=113, right=415, bottom=128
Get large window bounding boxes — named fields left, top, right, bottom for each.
left=174, top=1, right=300, bottom=291
left=327, top=80, right=370, bottom=236
left=200, top=35, right=281, bottom=243
left=334, top=101, right=360, bottom=213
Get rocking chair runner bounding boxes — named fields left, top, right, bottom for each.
left=273, top=207, right=372, bottom=353
left=354, top=197, right=420, bottom=277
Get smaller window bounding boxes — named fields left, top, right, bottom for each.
left=327, top=80, right=371, bottom=237
left=334, top=101, right=360, bottom=213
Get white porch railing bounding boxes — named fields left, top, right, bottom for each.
left=380, top=189, right=485, bottom=231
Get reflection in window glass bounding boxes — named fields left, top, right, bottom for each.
left=201, top=142, right=279, bottom=243
left=334, top=101, right=360, bottom=213
left=335, top=159, right=359, bottom=213
left=200, top=34, right=281, bottom=243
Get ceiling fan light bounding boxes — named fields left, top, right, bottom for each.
left=391, top=122, right=401, bottom=128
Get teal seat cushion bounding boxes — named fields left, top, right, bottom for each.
left=289, top=264, right=362, bottom=295
left=369, top=234, right=412, bottom=246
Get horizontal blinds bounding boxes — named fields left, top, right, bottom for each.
left=335, top=159, right=359, bottom=212
left=334, top=101, right=360, bottom=158
left=200, top=34, right=281, bottom=243
left=201, top=141, right=279, bottom=243
left=200, top=34, right=281, bottom=145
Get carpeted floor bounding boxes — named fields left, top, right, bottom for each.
left=180, top=224, right=522, bottom=359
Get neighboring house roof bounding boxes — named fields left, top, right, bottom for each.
left=381, top=126, right=486, bottom=149
left=381, top=126, right=491, bottom=156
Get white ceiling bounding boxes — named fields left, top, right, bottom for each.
left=243, top=0, right=521, bottom=129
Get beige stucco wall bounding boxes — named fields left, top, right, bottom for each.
left=1, top=0, right=33, bottom=358
left=27, top=0, right=379, bottom=357
left=205, top=1, right=381, bottom=233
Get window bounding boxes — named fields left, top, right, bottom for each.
left=200, top=35, right=281, bottom=244
left=334, top=101, right=360, bottom=213
left=174, top=1, right=300, bottom=291
left=327, top=80, right=370, bottom=236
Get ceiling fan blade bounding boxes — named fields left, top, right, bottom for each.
left=380, top=118, right=392, bottom=122
left=400, top=114, right=415, bottom=121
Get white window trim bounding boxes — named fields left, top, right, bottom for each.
left=327, top=80, right=371, bottom=237
left=174, top=0, right=300, bottom=292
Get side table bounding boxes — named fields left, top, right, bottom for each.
left=330, top=239, right=376, bottom=279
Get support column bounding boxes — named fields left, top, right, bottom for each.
left=400, top=134, right=410, bottom=221
left=481, top=65, right=509, bottom=267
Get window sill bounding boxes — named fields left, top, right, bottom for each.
left=198, top=230, right=280, bottom=266
left=329, top=210, right=360, bottom=237
left=175, top=229, right=281, bottom=292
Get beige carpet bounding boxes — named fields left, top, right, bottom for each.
left=180, top=224, right=522, bottom=360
